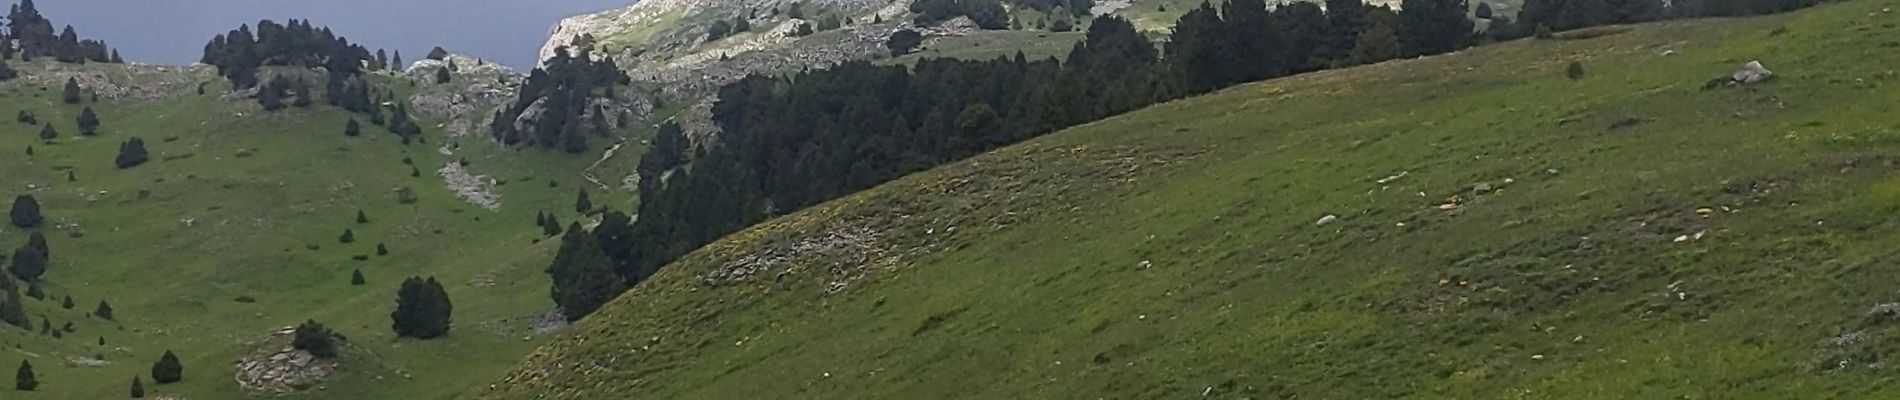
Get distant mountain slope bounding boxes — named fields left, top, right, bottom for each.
left=0, top=57, right=605, bottom=399
left=483, top=1, right=1900, bottom=398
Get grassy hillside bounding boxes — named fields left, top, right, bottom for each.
left=0, top=62, right=609, bottom=399
left=484, top=1, right=1900, bottom=398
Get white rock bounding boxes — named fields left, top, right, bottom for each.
left=1316, top=215, right=1339, bottom=226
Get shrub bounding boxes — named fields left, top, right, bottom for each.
left=1567, top=61, right=1586, bottom=80
left=292, top=320, right=340, bottom=358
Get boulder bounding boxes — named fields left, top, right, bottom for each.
left=1732, top=60, right=1773, bottom=84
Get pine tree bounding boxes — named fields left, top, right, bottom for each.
left=392, top=50, right=404, bottom=71
left=575, top=189, right=593, bottom=214
left=291, top=79, right=314, bottom=107
left=339, top=229, right=355, bottom=244
left=38, top=123, right=56, bottom=141
left=1349, top=7, right=1402, bottom=64
left=10, top=243, right=48, bottom=284
left=62, top=295, right=73, bottom=309
left=63, top=77, right=82, bottom=104
left=10, top=194, right=42, bottom=228
left=351, top=269, right=366, bottom=285
left=547, top=223, right=626, bottom=320
left=376, top=243, right=389, bottom=256
left=356, top=210, right=369, bottom=224
left=257, top=76, right=288, bottom=110
left=14, top=360, right=36, bottom=391
left=131, top=377, right=144, bottom=398
left=1, top=290, right=26, bottom=329
left=151, top=350, right=183, bottom=384
left=435, top=67, right=451, bottom=84
left=1567, top=60, right=1586, bottom=80
left=1398, top=0, right=1474, bottom=57
left=292, top=319, right=339, bottom=358
left=116, top=137, right=149, bottom=169
left=543, top=214, right=563, bottom=237
left=111, top=49, right=123, bottom=63
left=95, top=300, right=113, bottom=320
left=391, top=276, right=452, bottom=338
left=0, top=58, right=17, bottom=81
left=77, top=106, right=100, bottom=135
left=345, top=118, right=361, bottom=136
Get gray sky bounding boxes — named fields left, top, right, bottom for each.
left=32, top=0, right=636, bottom=69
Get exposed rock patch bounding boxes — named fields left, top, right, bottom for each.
left=233, top=327, right=338, bottom=394
left=438, top=162, right=501, bottom=211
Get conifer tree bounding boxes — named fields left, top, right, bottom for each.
left=151, top=350, right=182, bottom=384
left=575, top=189, right=593, bottom=214
left=0, top=58, right=17, bottom=81
left=38, top=123, right=56, bottom=141
left=10, top=194, right=41, bottom=228
left=116, top=137, right=149, bottom=169
left=14, top=360, right=36, bottom=391
left=292, top=319, right=339, bottom=358
left=391, top=276, right=452, bottom=338
left=131, top=376, right=144, bottom=398
left=547, top=223, right=625, bottom=320
left=95, top=300, right=113, bottom=320
left=356, top=210, right=369, bottom=224
left=77, top=106, right=99, bottom=135
left=63, top=77, right=82, bottom=104
left=351, top=269, right=366, bottom=285
left=339, top=229, right=355, bottom=244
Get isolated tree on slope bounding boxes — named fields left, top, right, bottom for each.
left=77, top=106, right=100, bottom=135
left=14, top=360, right=36, bottom=391
left=10, top=194, right=41, bottom=228
left=391, top=276, right=452, bottom=338
left=151, top=350, right=183, bottom=384
left=62, top=78, right=81, bottom=104
left=575, top=189, right=593, bottom=214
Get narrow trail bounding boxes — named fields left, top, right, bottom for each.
left=583, top=139, right=628, bottom=192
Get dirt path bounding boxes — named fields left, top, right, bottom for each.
left=582, top=139, right=629, bottom=192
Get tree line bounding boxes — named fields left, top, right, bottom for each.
left=4, top=0, right=121, bottom=64
left=488, top=44, right=629, bottom=153
left=199, top=19, right=382, bottom=88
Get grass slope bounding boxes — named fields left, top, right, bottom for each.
left=0, top=62, right=609, bottom=399
left=485, top=1, right=1900, bottom=398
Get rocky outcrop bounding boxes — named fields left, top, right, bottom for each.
left=405, top=53, right=524, bottom=141
left=537, top=0, right=894, bottom=67
left=0, top=62, right=214, bottom=101
left=438, top=161, right=501, bottom=211
left=234, top=327, right=338, bottom=394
